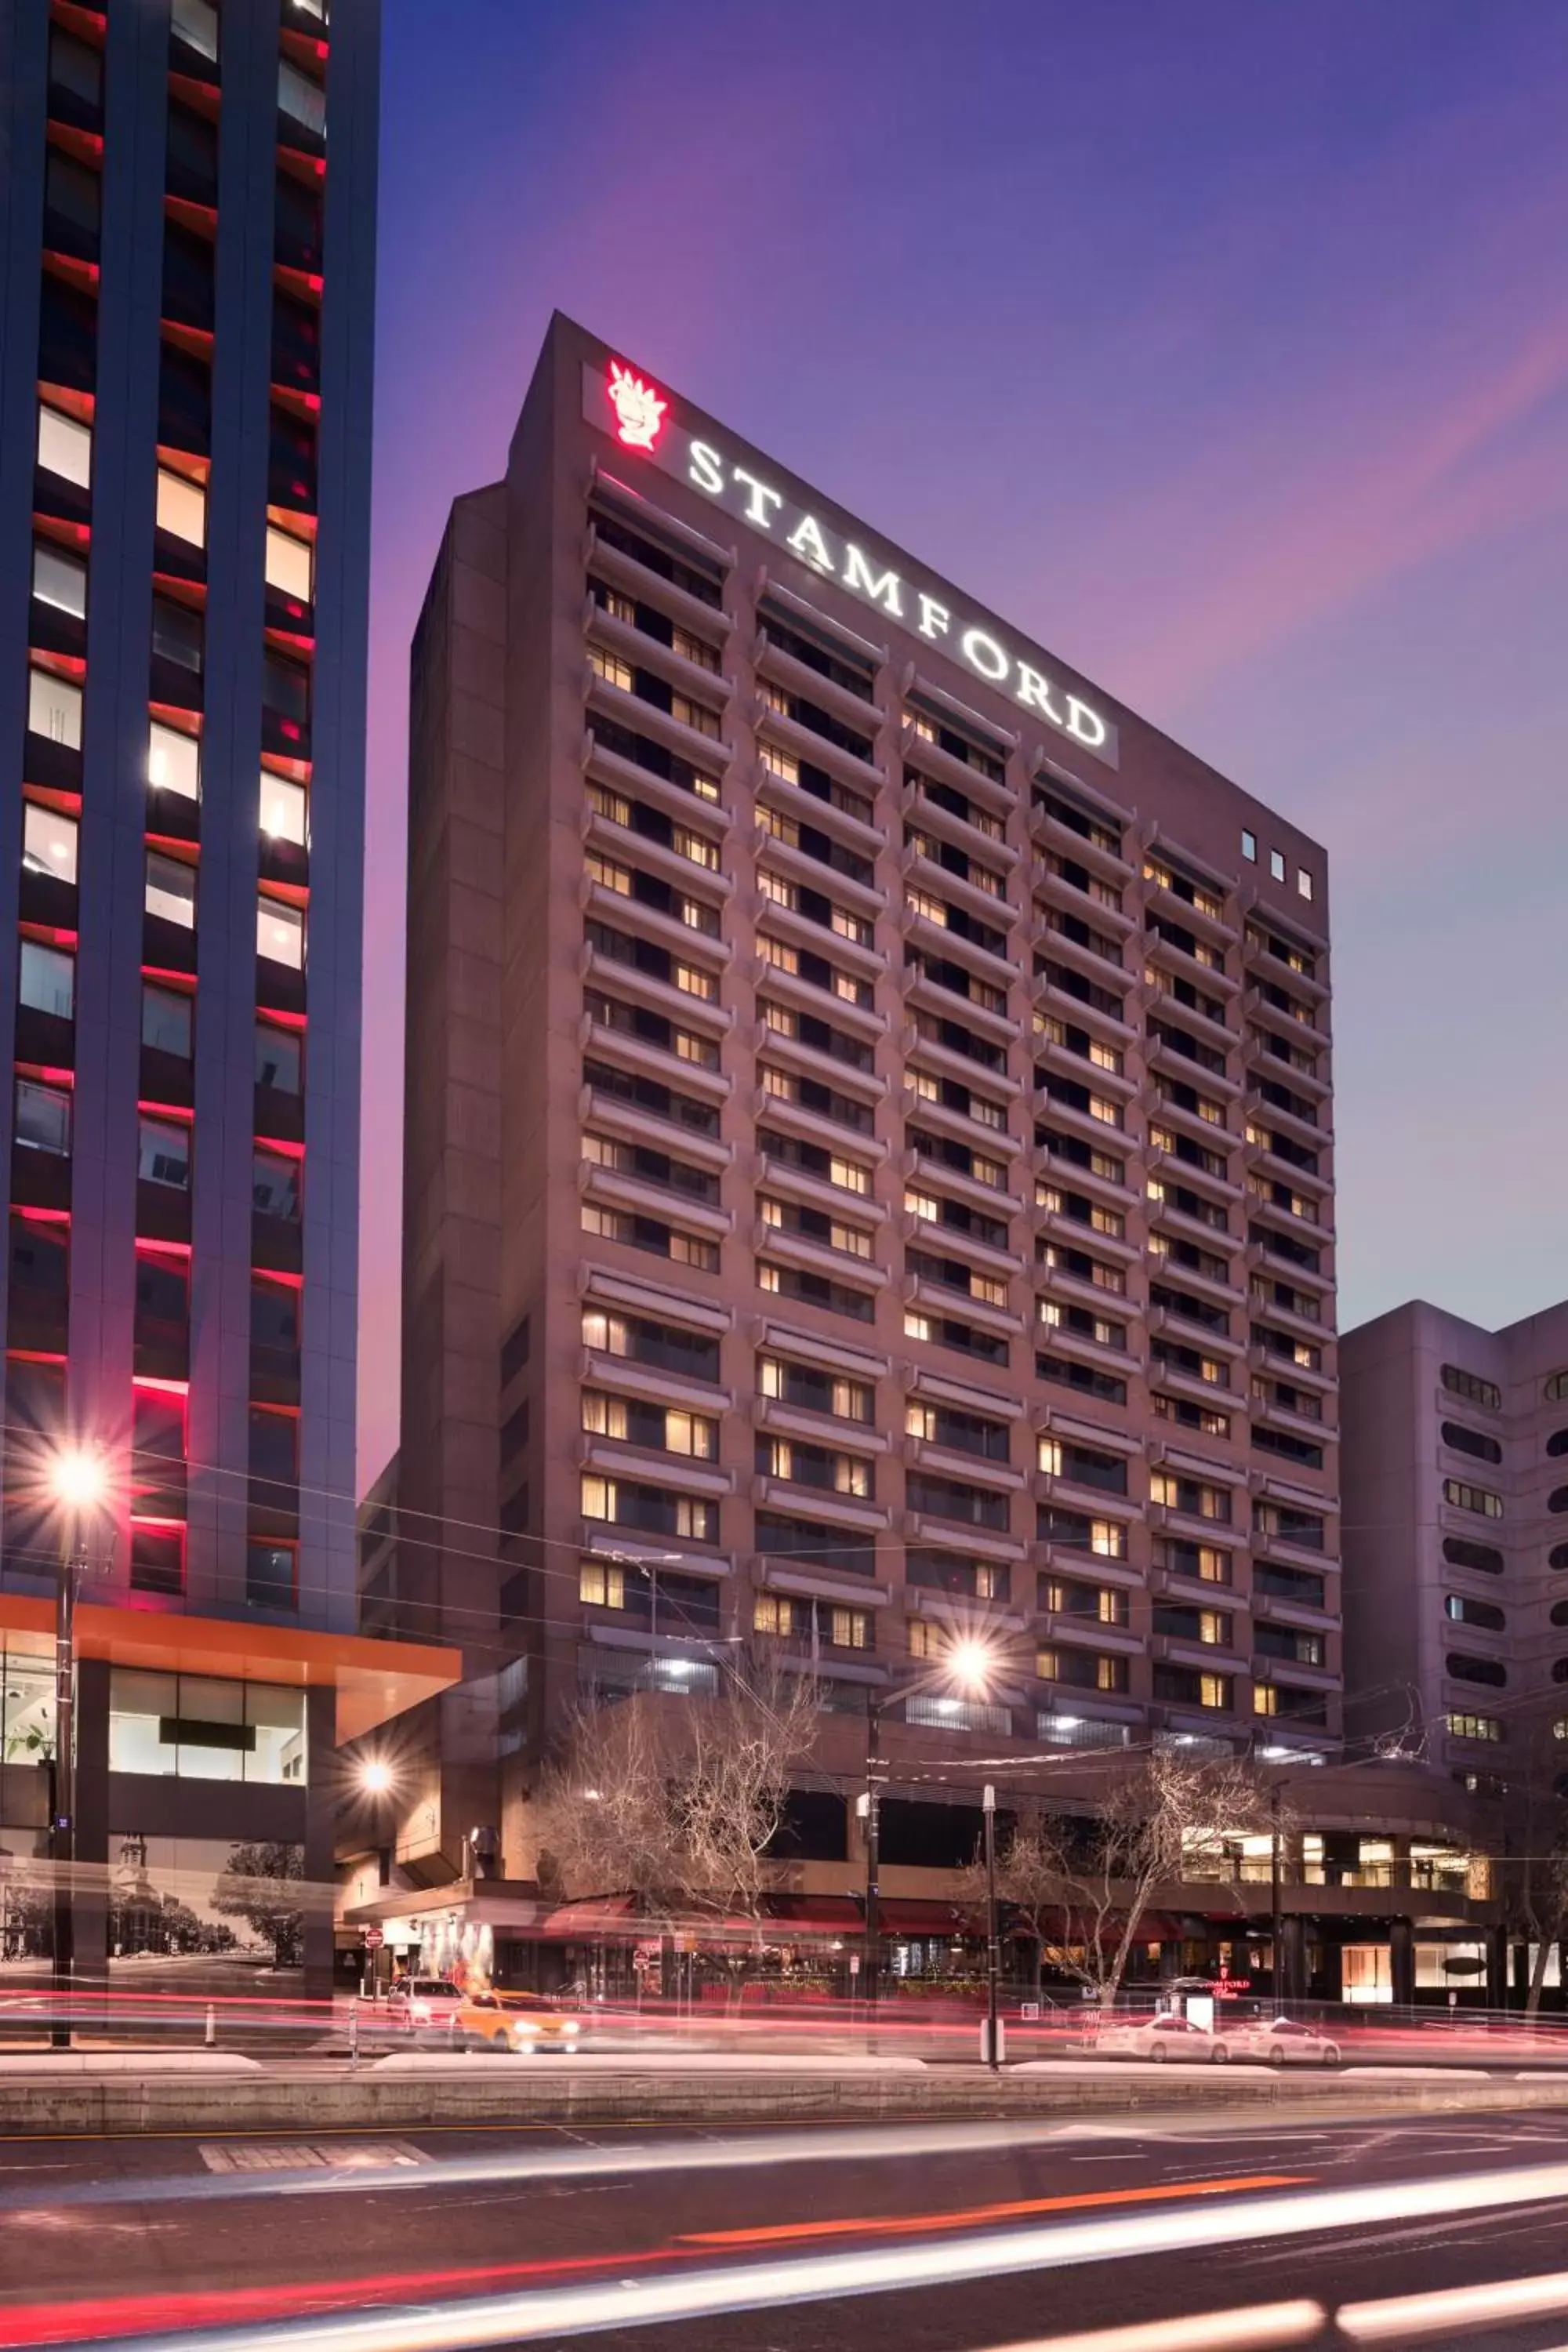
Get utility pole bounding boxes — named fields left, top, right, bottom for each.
left=860, top=1693, right=880, bottom=2009
left=1270, top=1780, right=1284, bottom=2012
left=983, top=1782, right=1000, bottom=2071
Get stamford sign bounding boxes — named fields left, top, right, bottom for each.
left=586, top=359, right=1119, bottom=768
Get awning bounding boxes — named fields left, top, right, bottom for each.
left=878, top=1900, right=982, bottom=1937
left=544, top=1896, right=641, bottom=1938
left=763, top=1894, right=863, bottom=1935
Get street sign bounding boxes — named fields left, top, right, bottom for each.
left=361, top=1926, right=384, bottom=1951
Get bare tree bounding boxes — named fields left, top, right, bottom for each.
left=1505, top=1723, right=1568, bottom=2021
left=535, top=1657, right=822, bottom=1976
left=977, top=1749, right=1266, bottom=2010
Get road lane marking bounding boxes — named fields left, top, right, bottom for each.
left=198, top=2143, right=427, bottom=2174
left=677, top=2172, right=1309, bottom=2247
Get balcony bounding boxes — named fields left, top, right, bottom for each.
left=584, top=728, right=735, bottom=839
left=587, top=600, right=737, bottom=710
left=902, top=776, right=1022, bottom=871
left=579, top=1346, right=732, bottom=1414
left=751, top=953, right=886, bottom=1042
left=579, top=1018, right=731, bottom=1108
left=1029, top=914, right=1127, bottom=990
left=1030, top=857, right=1138, bottom=940
left=754, top=630, right=886, bottom=736
left=1033, top=1035, right=1138, bottom=1104
left=759, top=766, right=887, bottom=862
left=1147, top=1253, right=1245, bottom=1313
left=584, top=523, right=735, bottom=641
left=901, top=718, right=1018, bottom=816
left=753, top=1219, right=889, bottom=1293
left=581, top=940, right=733, bottom=1038
left=1245, top=1231, right=1333, bottom=1290
left=1243, top=982, right=1326, bottom=1044
left=583, top=807, right=734, bottom=909
left=753, top=1392, right=892, bottom=1452
left=903, top=1433, right=1025, bottom=1492
left=1244, top=1029, right=1330, bottom=1099
left=906, top=1273, right=1023, bottom=1339
left=752, top=1083, right=884, bottom=1160
left=1142, top=982, right=1236, bottom=1056
left=1248, top=1285, right=1333, bottom=1345
left=904, top=1212, right=1022, bottom=1281
left=903, top=1022, right=1023, bottom=1101
left=583, top=1088, right=732, bottom=1174
left=902, top=1144, right=1020, bottom=1218
left=1029, top=798, right=1135, bottom=887
left=1243, top=938, right=1331, bottom=1005
left=752, top=1022, right=887, bottom=1105
left=581, top=1162, right=731, bottom=1243
left=753, top=697, right=886, bottom=800
left=1147, top=1302, right=1244, bottom=1359
left=1033, top=1467, right=1138, bottom=1521
left=757, top=822, right=887, bottom=920
left=582, top=876, right=734, bottom=971
left=1033, top=1609, right=1142, bottom=1657
left=1032, top=1318, right=1141, bottom=1378
left=1140, top=855, right=1240, bottom=949
left=902, top=915, right=1022, bottom=1007
left=1145, top=1030, right=1242, bottom=1102
left=750, top=1474, right=887, bottom=1532
left=1031, top=1090, right=1131, bottom=1157
left=1145, top=1146, right=1243, bottom=1206
left=1247, top=1341, right=1337, bottom=1395
left=900, top=837, right=1018, bottom=933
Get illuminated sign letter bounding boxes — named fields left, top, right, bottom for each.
left=688, top=440, right=725, bottom=497
left=1066, top=696, right=1109, bottom=750
left=1015, top=662, right=1068, bottom=726
left=605, top=362, right=666, bottom=451
left=786, top=514, right=836, bottom=572
left=918, top=594, right=950, bottom=643
left=960, top=627, right=1009, bottom=684
left=731, top=468, right=784, bottom=530
left=842, top=544, right=903, bottom=619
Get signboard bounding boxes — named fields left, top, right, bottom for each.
left=584, top=358, right=1120, bottom=768
left=361, top=1926, right=384, bottom=1951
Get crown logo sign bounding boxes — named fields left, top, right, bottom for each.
left=606, top=361, right=667, bottom=452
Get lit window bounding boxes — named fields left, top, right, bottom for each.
left=172, top=0, right=219, bottom=58
left=754, top=1592, right=793, bottom=1635
left=1269, top=850, right=1286, bottom=882
left=149, top=720, right=201, bottom=801
left=139, top=1115, right=191, bottom=1189
left=1296, top=869, right=1312, bottom=902
left=157, top=467, right=207, bottom=547
left=586, top=851, right=630, bottom=896
left=579, top=1561, right=626, bottom=1608
left=587, top=645, right=633, bottom=693
left=38, top=403, right=92, bottom=488
left=146, top=851, right=196, bottom=929
left=32, top=543, right=87, bottom=619
left=1241, top=829, right=1256, bottom=863
left=265, top=524, right=312, bottom=601
left=257, top=894, right=304, bottom=969
left=260, top=771, right=308, bottom=846
left=27, top=666, right=82, bottom=748
left=15, top=1078, right=71, bottom=1155
left=19, top=941, right=74, bottom=1021
left=278, top=58, right=325, bottom=136
left=23, top=802, right=78, bottom=884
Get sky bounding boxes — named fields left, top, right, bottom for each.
left=359, top=0, right=1568, bottom=1488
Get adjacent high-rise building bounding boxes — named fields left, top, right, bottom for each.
left=0, top=0, right=447, bottom=1991
left=387, top=311, right=1355, bottom=1893
left=1342, top=1298, right=1568, bottom=1777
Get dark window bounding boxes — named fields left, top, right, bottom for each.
left=250, top=1276, right=299, bottom=1353
left=249, top=1406, right=298, bottom=1489
left=49, top=27, right=103, bottom=107
left=130, top=1526, right=183, bottom=1595
left=256, top=1020, right=302, bottom=1093
left=1552, top=1489, right=1568, bottom=1515
left=1445, top=1595, right=1504, bottom=1631
left=247, top=1541, right=296, bottom=1609
left=1443, top=1536, right=1504, bottom=1575
left=1446, top=1653, right=1506, bottom=1686
left=1442, top=1421, right=1502, bottom=1465
left=1441, top=1363, right=1501, bottom=1410
left=1552, top=1545, right=1568, bottom=1572
left=263, top=652, right=310, bottom=724
left=500, top=1314, right=531, bottom=1384
left=45, top=148, right=101, bottom=234
left=151, top=594, right=203, bottom=672
left=1547, top=1430, right=1568, bottom=1458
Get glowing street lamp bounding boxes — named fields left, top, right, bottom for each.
left=44, top=1442, right=109, bottom=2053
left=358, top=1759, right=394, bottom=1797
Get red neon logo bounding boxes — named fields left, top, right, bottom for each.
left=606, top=361, right=666, bottom=452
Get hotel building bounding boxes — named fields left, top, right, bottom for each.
left=0, top=0, right=451, bottom=1988
left=366, top=313, right=1496, bottom=2000
left=1343, top=1298, right=1568, bottom=1780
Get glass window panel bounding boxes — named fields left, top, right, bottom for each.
left=146, top=851, right=196, bottom=927
left=148, top=721, right=201, bottom=800
left=156, top=466, right=206, bottom=546
left=257, top=895, right=304, bottom=968
left=2, top=1653, right=56, bottom=1766
left=252, top=1149, right=299, bottom=1220
left=245, top=1682, right=306, bottom=1785
left=278, top=59, right=325, bottom=134
left=19, top=941, right=74, bottom=1019
left=14, top=1080, right=71, bottom=1154
left=32, top=544, right=87, bottom=619
left=255, top=1021, right=301, bottom=1092
left=151, top=595, right=202, bottom=672
left=27, top=666, right=82, bottom=748
left=138, top=1116, right=190, bottom=1189
left=38, top=404, right=92, bottom=488
left=172, top=0, right=219, bottom=56
left=180, top=1675, right=244, bottom=1725
left=24, top=801, right=78, bottom=882
left=265, top=527, right=312, bottom=601
left=259, top=771, right=307, bottom=845
left=107, top=1668, right=179, bottom=1776
left=143, top=984, right=193, bottom=1058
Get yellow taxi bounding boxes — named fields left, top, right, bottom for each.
left=452, top=1989, right=580, bottom=2053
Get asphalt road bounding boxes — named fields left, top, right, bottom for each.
left=9, top=2105, right=1568, bottom=2347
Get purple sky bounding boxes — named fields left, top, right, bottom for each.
left=359, top=0, right=1568, bottom=1487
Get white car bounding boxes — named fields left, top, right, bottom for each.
left=1094, top=2011, right=1224, bottom=2063
left=383, top=1976, right=464, bottom=2035
left=1221, top=2015, right=1341, bottom=2067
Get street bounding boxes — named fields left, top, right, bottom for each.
left=9, top=2103, right=1568, bottom=2346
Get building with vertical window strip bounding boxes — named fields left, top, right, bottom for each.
left=0, top=0, right=451, bottom=1989
left=368, top=314, right=1498, bottom=2003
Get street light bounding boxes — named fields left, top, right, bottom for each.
left=358, top=1759, right=394, bottom=1797
left=858, top=1633, right=1004, bottom=2013
left=45, top=1444, right=107, bottom=2052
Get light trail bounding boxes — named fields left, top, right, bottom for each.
left=14, top=2154, right=1568, bottom=2350
left=975, top=2307, right=1326, bottom=2351
left=677, top=2171, right=1306, bottom=2247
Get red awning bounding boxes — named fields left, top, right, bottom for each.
left=762, top=1895, right=863, bottom=1935
left=878, top=1900, right=982, bottom=1937
left=543, top=1896, right=640, bottom=1937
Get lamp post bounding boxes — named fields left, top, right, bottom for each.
left=858, top=1635, right=1001, bottom=2016
left=982, top=1782, right=1000, bottom=2072
left=45, top=1446, right=107, bottom=2052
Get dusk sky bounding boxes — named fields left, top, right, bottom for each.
left=359, top=0, right=1568, bottom=1486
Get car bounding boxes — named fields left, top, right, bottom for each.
left=1221, top=2015, right=1341, bottom=2067
left=1094, top=2011, right=1225, bottom=2063
left=383, top=1976, right=465, bottom=2036
left=453, top=1991, right=581, bottom=2054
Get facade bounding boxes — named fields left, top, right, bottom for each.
left=1342, top=1298, right=1568, bottom=1778
left=365, top=312, right=1494, bottom=2000
left=0, top=0, right=418, bottom=1988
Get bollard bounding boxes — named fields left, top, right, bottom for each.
left=205, top=2003, right=216, bottom=2048
left=348, top=1997, right=358, bottom=2070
